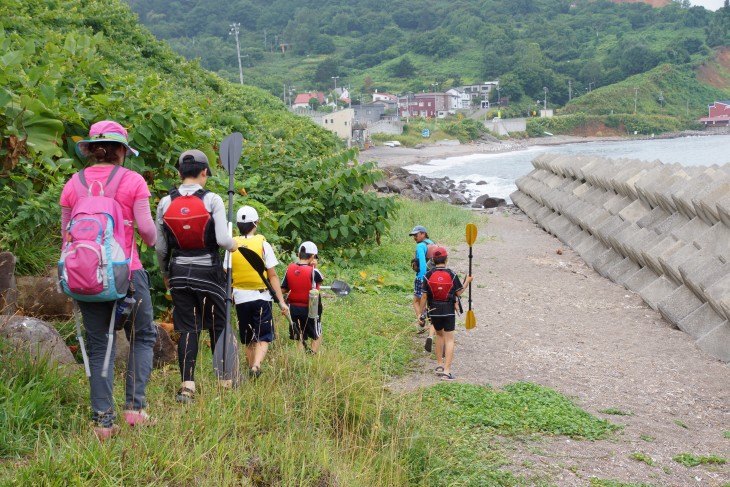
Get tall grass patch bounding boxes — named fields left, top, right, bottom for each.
left=0, top=339, right=86, bottom=458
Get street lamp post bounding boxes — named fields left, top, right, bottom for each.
left=229, top=23, right=243, bottom=85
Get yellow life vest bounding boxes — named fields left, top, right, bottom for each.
left=231, top=234, right=266, bottom=290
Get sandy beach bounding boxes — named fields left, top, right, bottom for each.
left=356, top=135, right=626, bottom=169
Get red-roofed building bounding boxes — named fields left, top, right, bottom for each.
left=292, top=92, right=325, bottom=109
left=699, top=101, right=730, bottom=127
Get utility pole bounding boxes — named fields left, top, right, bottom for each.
left=634, top=87, right=638, bottom=114
left=331, top=76, right=339, bottom=109
left=229, top=23, right=243, bottom=85
left=568, top=80, right=572, bottom=101
left=658, top=90, right=664, bottom=111
left=543, top=86, right=548, bottom=110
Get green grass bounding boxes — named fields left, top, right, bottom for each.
left=599, top=407, right=632, bottom=416
left=672, top=453, right=727, bottom=468
left=422, top=382, right=620, bottom=441
left=630, top=452, right=656, bottom=467
left=589, top=479, right=657, bottom=487
left=0, top=199, right=623, bottom=486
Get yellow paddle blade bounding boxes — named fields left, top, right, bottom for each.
left=465, top=309, right=476, bottom=330
left=466, top=223, right=478, bottom=246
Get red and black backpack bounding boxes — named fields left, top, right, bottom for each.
left=426, top=268, right=457, bottom=303
left=162, top=188, right=218, bottom=258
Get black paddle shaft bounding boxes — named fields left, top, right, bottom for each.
left=468, top=245, right=473, bottom=310
left=218, top=133, right=243, bottom=377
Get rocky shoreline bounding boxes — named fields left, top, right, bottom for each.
left=373, top=166, right=508, bottom=208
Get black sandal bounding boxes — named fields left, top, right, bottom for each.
left=176, top=387, right=195, bottom=404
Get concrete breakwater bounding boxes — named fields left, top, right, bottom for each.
left=511, top=154, right=730, bottom=362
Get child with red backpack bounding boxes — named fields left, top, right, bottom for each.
left=423, top=246, right=473, bottom=381
left=282, top=241, right=324, bottom=354
left=59, top=120, right=158, bottom=439
left=155, top=150, right=239, bottom=404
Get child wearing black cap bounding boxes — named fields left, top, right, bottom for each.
left=423, top=246, right=473, bottom=381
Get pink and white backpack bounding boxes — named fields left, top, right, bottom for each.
left=58, top=166, right=131, bottom=302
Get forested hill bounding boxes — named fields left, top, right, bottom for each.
left=126, top=0, right=730, bottom=109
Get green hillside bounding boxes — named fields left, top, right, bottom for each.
left=0, top=0, right=394, bottom=280
left=126, top=0, right=730, bottom=115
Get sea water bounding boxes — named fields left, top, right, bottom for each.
left=404, top=134, right=730, bottom=203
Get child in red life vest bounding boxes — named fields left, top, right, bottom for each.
left=282, top=241, right=324, bottom=354
left=423, top=246, right=473, bottom=381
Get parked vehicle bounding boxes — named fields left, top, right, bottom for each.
left=383, top=140, right=401, bottom=147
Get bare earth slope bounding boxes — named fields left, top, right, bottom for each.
left=392, top=210, right=730, bottom=486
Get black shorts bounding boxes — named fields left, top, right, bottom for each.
left=289, top=306, right=322, bottom=342
left=169, top=263, right=226, bottom=334
left=430, top=315, right=456, bottom=333
left=235, top=300, right=275, bottom=344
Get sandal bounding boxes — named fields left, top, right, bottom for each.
left=440, top=372, right=455, bottom=381
left=434, top=366, right=444, bottom=376
left=176, top=387, right=195, bottom=404
left=249, top=366, right=262, bottom=378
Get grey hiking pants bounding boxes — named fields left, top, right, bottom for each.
left=78, top=269, right=157, bottom=426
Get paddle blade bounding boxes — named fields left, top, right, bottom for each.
left=466, top=223, right=478, bottom=246
left=330, top=279, right=351, bottom=296
left=238, top=246, right=267, bottom=276
left=213, top=321, right=242, bottom=386
left=465, top=309, right=476, bottom=330
left=219, top=132, right=243, bottom=176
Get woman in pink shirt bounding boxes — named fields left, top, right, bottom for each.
left=60, top=120, right=157, bottom=439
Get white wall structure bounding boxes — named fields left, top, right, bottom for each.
left=512, top=154, right=730, bottom=362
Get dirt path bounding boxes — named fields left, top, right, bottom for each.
left=392, top=209, right=730, bottom=486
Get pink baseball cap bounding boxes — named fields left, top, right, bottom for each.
left=75, top=120, right=139, bottom=158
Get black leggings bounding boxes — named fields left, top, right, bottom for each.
left=178, top=328, right=223, bottom=382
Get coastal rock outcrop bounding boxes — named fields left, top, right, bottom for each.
left=376, top=167, right=499, bottom=206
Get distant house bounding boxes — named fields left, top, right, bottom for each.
left=699, top=101, right=730, bottom=127
left=461, top=82, right=498, bottom=100
left=372, top=90, right=397, bottom=103
left=446, top=88, right=471, bottom=111
left=353, top=103, right=385, bottom=124
left=397, top=93, right=451, bottom=119
left=292, top=92, right=325, bottom=109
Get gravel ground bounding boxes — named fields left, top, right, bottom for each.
left=390, top=208, right=730, bottom=486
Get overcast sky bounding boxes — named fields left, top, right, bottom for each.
left=691, top=0, right=724, bottom=10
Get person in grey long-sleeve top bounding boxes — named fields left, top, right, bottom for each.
left=155, top=149, right=237, bottom=403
